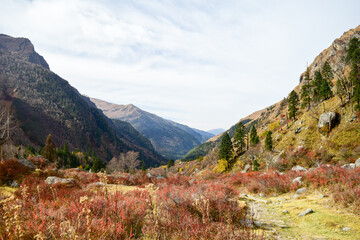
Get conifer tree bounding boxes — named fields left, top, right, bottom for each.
left=141, top=160, right=146, bottom=171
left=42, top=134, right=57, bottom=162
left=321, top=61, right=334, bottom=83
left=320, top=79, right=332, bottom=101
left=313, top=71, right=323, bottom=102
left=234, top=122, right=246, bottom=154
left=288, top=90, right=299, bottom=120
left=300, top=83, right=312, bottom=110
left=249, top=125, right=260, bottom=146
left=167, top=158, right=174, bottom=169
left=218, top=132, right=233, bottom=161
left=265, top=131, right=273, bottom=151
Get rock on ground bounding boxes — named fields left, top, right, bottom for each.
left=45, top=176, right=75, bottom=185
left=298, top=209, right=313, bottom=217
left=18, top=158, right=36, bottom=170
left=318, top=112, right=336, bottom=129
left=291, top=165, right=307, bottom=172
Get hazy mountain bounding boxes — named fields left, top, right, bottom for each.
left=90, top=98, right=214, bottom=159
left=207, top=128, right=225, bottom=135
left=0, top=34, right=165, bottom=166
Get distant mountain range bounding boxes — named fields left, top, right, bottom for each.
left=0, top=34, right=165, bottom=167
left=207, top=128, right=225, bottom=135
left=90, top=98, right=214, bottom=159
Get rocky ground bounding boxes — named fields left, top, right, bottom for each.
left=241, top=190, right=360, bottom=239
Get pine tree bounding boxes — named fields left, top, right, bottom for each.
left=300, top=83, right=311, bottom=110
left=320, top=78, right=332, bottom=100
left=321, top=61, right=334, bottom=83
left=167, top=158, right=174, bottom=169
left=249, top=125, right=260, bottom=146
left=218, top=132, right=233, bottom=161
left=265, top=131, right=273, bottom=151
left=42, top=134, right=57, bottom=162
left=288, top=90, right=299, bottom=120
left=234, top=122, right=246, bottom=154
left=312, top=71, right=323, bottom=102
left=141, top=160, right=146, bottom=171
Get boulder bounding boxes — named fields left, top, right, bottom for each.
left=298, top=208, right=313, bottom=217
left=291, top=165, right=307, bottom=172
left=292, top=177, right=303, bottom=185
left=45, top=176, right=75, bottom=185
left=343, top=227, right=351, bottom=232
left=295, top=127, right=302, bottom=134
left=355, top=158, right=360, bottom=168
left=242, top=164, right=251, bottom=173
left=341, top=163, right=356, bottom=170
left=349, top=114, right=357, bottom=122
left=17, top=158, right=36, bottom=170
left=295, top=187, right=308, bottom=195
left=7, top=180, right=20, bottom=188
left=318, top=112, right=336, bottom=130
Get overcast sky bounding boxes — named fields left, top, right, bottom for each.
left=0, top=0, right=359, bottom=130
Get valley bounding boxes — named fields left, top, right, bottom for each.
left=0, top=10, right=360, bottom=240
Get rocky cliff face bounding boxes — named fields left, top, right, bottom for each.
left=0, top=34, right=49, bottom=70
left=0, top=34, right=165, bottom=166
left=90, top=97, right=214, bottom=159
left=299, top=25, right=360, bottom=85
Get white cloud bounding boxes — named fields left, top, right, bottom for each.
left=0, top=0, right=359, bottom=130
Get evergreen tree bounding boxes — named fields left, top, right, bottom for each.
left=218, top=132, right=233, bottom=161
left=346, top=38, right=360, bottom=63
left=312, top=71, right=323, bottom=102
left=265, top=131, right=273, bottom=151
left=234, top=122, right=246, bottom=154
left=320, top=78, right=332, bottom=100
left=42, top=134, right=57, bottom=162
left=321, top=61, right=334, bottom=83
left=300, top=83, right=312, bottom=110
left=91, top=157, right=102, bottom=173
left=141, top=160, right=146, bottom=171
left=249, top=125, right=260, bottom=146
left=288, top=90, right=299, bottom=120
left=167, top=158, right=175, bottom=169
left=253, top=159, right=260, bottom=171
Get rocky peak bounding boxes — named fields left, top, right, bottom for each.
left=0, top=34, right=49, bottom=69
left=299, top=25, right=360, bottom=85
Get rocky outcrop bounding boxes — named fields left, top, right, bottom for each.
left=298, top=209, right=313, bottom=217
left=0, top=34, right=49, bottom=69
left=299, top=25, right=360, bottom=86
left=355, top=158, right=360, bottom=168
left=17, top=158, right=36, bottom=170
left=291, top=166, right=307, bottom=172
left=318, top=112, right=336, bottom=130
left=45, top=176, right=75, bottom=185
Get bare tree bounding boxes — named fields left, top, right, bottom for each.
left=0, top=106, right=10, bottom=160
left=107, top=151, right=140, bottom=172
left=125, top=151, right=140, bottom=171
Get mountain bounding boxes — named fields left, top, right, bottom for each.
left=207, top=128, right=225, bottom=135
left=0, top=34, right=165, bottom=167
left=90, top=98, right=214, bottom=159
left=185, top=25, right=360, bottom=164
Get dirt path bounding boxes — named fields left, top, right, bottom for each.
left=242, top=191, right=360, bottom=240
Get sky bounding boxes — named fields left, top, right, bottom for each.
left=0, top=0, right=359, bottom=131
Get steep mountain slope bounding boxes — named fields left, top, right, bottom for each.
left=90, top=98, right=214, bottom=159
left=185, top=25, right=360, bottom=164
left=0, top=34, right=165, bottom=166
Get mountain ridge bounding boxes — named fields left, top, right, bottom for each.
left=90, top=97, right=214, bottom=159
left=0, top=34, right=165, bottom=167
